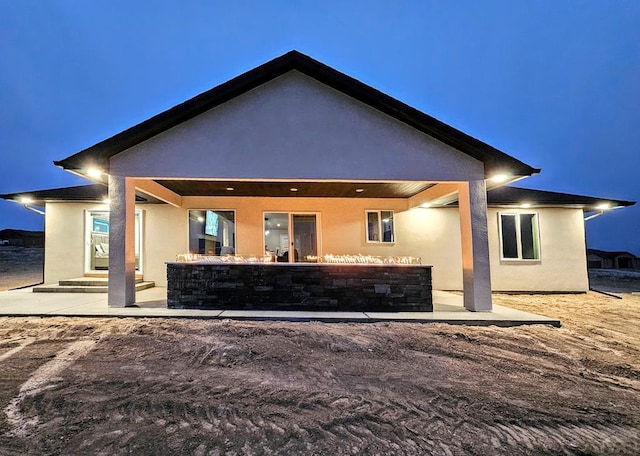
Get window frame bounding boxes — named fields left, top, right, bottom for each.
left=187, top=209, right=236, bottom=255
left=365, top=210, right=395, bottom=244
left=498, top=211, right=541, bottom=262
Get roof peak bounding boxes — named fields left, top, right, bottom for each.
left=54, top=51, right=539, bottom=178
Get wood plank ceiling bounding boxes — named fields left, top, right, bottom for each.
left=154, top=180, right=434, bottom=198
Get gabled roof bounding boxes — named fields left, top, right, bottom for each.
left=54, top=50, right=539, bottom=178
left=485, top=186, right=635, bottom=210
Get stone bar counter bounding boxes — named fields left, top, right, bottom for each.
left=166, top=260, right=432, bottom=312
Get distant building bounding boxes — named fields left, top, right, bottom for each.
left=587, top=249, right=640, bottom=270
left=0, top=229, right=44, bottom=248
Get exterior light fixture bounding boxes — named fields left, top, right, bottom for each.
left=597, top=203, right=610, bottom=210
left=20, top=197, right=34, bottom=204
left=520, top=203, right=531, bottom=209
left=490, top=174, right=509, bottom=184
left=87, top=168, right=103, bottom=179
left=290, top=187, right=298, bottom=192
left=355, top=188, right=364, bottom=193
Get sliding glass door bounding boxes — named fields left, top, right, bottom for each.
left=292, top=215, right=317, bottom=262
left=264, top=213, right=318, bottom=263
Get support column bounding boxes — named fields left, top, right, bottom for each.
left=108, top=175, right=136, bottom=307
left=458, top=180, right=492, bottom=311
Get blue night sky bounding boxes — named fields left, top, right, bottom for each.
left=1, top=1, right=638, bottom=254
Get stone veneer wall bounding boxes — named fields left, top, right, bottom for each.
left=167, top=263, right=432, bottom=312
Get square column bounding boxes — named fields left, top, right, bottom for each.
left=458, top=180, right=492, bottom=311
left=108, top=175, right=136, bottom=307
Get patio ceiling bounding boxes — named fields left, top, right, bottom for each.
left=153, top=180, right=435, bottom=198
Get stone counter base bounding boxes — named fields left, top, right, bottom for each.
left=167, top=263, right=432, bottom=312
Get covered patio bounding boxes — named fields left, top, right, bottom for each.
left=50, top=51, right=539, bottom=312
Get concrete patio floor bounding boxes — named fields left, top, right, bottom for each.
left=0, top=287, right=560, bottom=326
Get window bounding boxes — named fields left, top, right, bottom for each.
left=499, top=213, right=540, bottom=260
left=366, top=210, right=394, bottom=243
left=189, top=210, right=235, bottom=254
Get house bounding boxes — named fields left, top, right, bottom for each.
left=1, top=51, right=635, bottom=311
left=587, top=249, right=640, bottom=269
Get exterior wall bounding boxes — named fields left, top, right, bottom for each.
left=110, top=71, right=484, bottom=182
left=137, top=204, right=186, bottom=286
left=44, top=202, right=90, bottom=284
left=487, top=207, right=589, bottom=292
left=182, top=196, right=465, bottom=290
left=44, top=202, right=186, bottom=287
left=44, top=199, right=590, bottom=292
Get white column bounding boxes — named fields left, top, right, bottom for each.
left=108, top=175, right=136, bottom=307
left=458, top=180, right=492, bottom=311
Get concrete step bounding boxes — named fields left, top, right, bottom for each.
left=33, top=281, right=155, bottom=293
left=58, top=277, right=144, bottom=286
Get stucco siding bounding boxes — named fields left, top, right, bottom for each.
left=44, top=203, right=99, bottom=284
left=139, top=205, right=187, bottom=286
left=43, top=200, right=589, bottom=292
left=487, top=207, right=589, bottom=292
left=110, top=71, right=484, bottom=182
left=181, top=196, right=464, bottom=290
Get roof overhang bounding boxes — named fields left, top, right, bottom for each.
left=3, top=184, right=634, bottom=215
left=481, top=186, right=635, bottom=212
left=0, top=184, right=162, bottom=207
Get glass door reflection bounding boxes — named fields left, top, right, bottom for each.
left=264, top=213, right=318, bottom=263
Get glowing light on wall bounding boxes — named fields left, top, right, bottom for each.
left=87, top=168, right=103, bottom=178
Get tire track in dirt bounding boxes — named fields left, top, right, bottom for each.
left=0, top=338, right=34, bottom=362
left=2, top=316, right=640, bottom=454
left=24, top=370, right=640, bottom=455
left=4, top=339, right=98, bottom=438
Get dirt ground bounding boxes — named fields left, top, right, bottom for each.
left=0, top=247, right=43, bottom=292
left=588, top=269, right=640, bottom=293
left=1, top=259, right=640, bottom=455
left=0, top=287, right=639, bottom=455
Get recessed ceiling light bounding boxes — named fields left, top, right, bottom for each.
left=20, top=197, right=34, bottom=204
left=520, top=203, right=531, bottom=209
left=226, top=187, right=234, bottom=191
left=420, top=203, right=431, bottom=208
left=290, top=187, right=298, bottom=192
left=277, top=223, right=281, bottom=227
left=355, top=188, right=364, bottom=193
left=597, top=203, right=610, bottom=210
